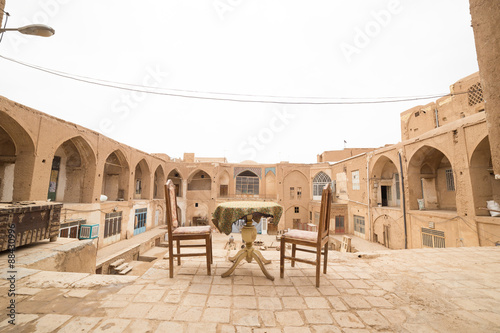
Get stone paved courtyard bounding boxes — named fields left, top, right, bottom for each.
left=1, top=233, right=500, bottom=332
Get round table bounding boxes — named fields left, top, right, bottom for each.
left=212, top=201, right=283, bottom=280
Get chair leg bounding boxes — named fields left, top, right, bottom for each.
left=206, top=235, right=211, bottom=276
left=316, top=247, right=321, bottom=288
left=291, top=244, right=296, bottom=267
left=169, top=240, right=174, bottom=278
left=177, top=240, right=181, bottom=266
left=210, top=234, right=213, bottom=264
left=280, top=237, right=285, bottom=278
left=323, top=242, right=328, bottom=274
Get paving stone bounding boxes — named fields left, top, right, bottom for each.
left=16, top=287, right=43, bottom=296
left=207, top=295, right=232, bottom=308
left=211, top=284, right=232, bottom=295
left=297, top=286, right=321, bottom=297
left=364, top=296, right=393, bottom=308
left=232, top=309, right=260, bottom=327
left=163, top=290, right=183, bottom=303
left=283, top=327, right=312, bottom=333
left=304, top=296, right=330, bottom=309
left=282, top=296, right=307, bottom=309
left=118, top=303, right=153, bottom=319
left=258, top=297, right=282, bottom=310
left=118, top=284, right=145, bottom=295
left=357, top=310, right=390, bottom=327
left=331, top=280, right=353, bottom=289
left=291, top=277, right=312, bottom=286
left=155, top=321, right=185, bottom=332
left=66, top=289, right=94, bottom=298
left=342, top=295, right=371, bottom=309
left=188, top=283, right=210, bottom=294
left=254, top=329, right=281, bottom=333
left=233, top=285, right=255, bottom=296
left=327, top=296, right=348, bottom=311
left=275, top=310, right=304, bottom=326
left=100, top=300, right=129, bottom=308
left=318, top=285, right=340, bottom=296
left=57, top=316, right=101, bottom=333
left=123, top=319, right=157, bottom=333
left=303, top=309, right=334, bottom=324
left=232, top=296, right=257, bottom=309
left=202, top=307, right=230, bottom=323
left=173, top=306, right=203, bottom=321
left=187, top=322, right=217, bottom=333
left=276, top=286, right=299, bottom=296
left=311, top=325, right=342, bottom=333
left=32, top=314, right=72, bottom=333
left=254, top=286, right=277, bottom=297
left=259, top=310, right=277, bottom=327
left=181, top=293, right=207, bottom=307
left=234, top=276, right=253, bottom=285
left=331, top=312, right=364, bottom=328
left=348, top=279, right=370, bottom=289
left=133, top=289, right=165, bottom=302
left=220, top=324, right=236, bottom=333
left=92, top=318, right=133, bottom=333
left=378, top=309, right=406, bottom=325
left=145, top=304, right=177, bottom=320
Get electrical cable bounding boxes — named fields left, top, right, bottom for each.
left=0, top=11, right=9, bottom=45
left=0, top=54, right=474, bottom=105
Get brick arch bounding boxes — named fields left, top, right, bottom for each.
left=0, top=112, right=36, bottom=201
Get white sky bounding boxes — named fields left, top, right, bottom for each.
left=0, top=0, right=479, bottom=164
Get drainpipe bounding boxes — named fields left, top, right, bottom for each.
left=398, top=150, right=408, bottom=249
left=367, top=154, right=372, bottom=242
left=434, top=108, right=440, bottom=128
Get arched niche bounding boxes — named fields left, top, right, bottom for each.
left=407, top=146, right=456, bottom=211
left=167, top=169, right=183, bottom=197
left=0, top=114, right=36, bottom=201
left=134, top=159, right=151, bottom=200
left=370, top=156, right=401, bottom=207
left=470, top=136, right=500, bottom=216
left=188, top=170, right=212, bottom=191
left=47, top=136, right=96, bottom=203
left=102, top=150, right=129, bottom=201
left=153, top=165, right=166, bottom=199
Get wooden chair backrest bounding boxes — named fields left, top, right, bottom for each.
left=317, top=183, right=332, bottom=243
left=165, top=179, right=179, bottom=245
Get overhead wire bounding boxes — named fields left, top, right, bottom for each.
left=0, top=53, right=468, bottom=105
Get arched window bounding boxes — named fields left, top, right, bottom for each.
left=236, top=170, right=259, bottom=195
left=313, top=172, right=331, bottom=198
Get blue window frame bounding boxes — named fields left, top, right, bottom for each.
left=134, top=208, right=147, bottom=235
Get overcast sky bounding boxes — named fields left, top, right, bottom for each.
left=0, top=0, right=479, bottom=164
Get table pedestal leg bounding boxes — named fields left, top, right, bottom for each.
left=222, top=214, right=274, bottom=280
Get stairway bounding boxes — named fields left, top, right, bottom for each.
left=109, top=258, right=133, bottom=275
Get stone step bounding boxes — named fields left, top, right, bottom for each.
left=118, top=266, right=133, bottom=275
left=110, top=258, right=125, bottom=267
left=158, top=242, right=169, bottom=248
left=115, top=263, right=129, bottom=271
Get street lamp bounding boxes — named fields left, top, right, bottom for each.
left=0, top=24, right=55, bottom=37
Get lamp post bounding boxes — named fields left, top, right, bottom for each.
left=0, top=24, right=55, bottom=37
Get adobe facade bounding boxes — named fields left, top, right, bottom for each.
left=1, top=71, right=498, bottom=252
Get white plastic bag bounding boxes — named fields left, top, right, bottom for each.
left=487, top=200, right=500, bottom=217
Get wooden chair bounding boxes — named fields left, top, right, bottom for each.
left=165, top=180, right=212, bottom=278
left=280, top=183, right=332, bottom=287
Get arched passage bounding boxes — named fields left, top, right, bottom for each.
left=188, top=170, right=212, bottom=191
left=153, top=165, right=166, bottom=199
left=102, top=150, right=129, bottom=201
left=167, top=169, right=183, bottom=197
left=470, top=136, right=500, bottom=216
left=371, top=156, right=401, bottom=207
left=0, top=114, right=36, bottom=201
left=47, top=136, right=96, bottom=203
left=408, top=146, right=456, bottom=211
left=134, top=159, right=151, bottom=200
